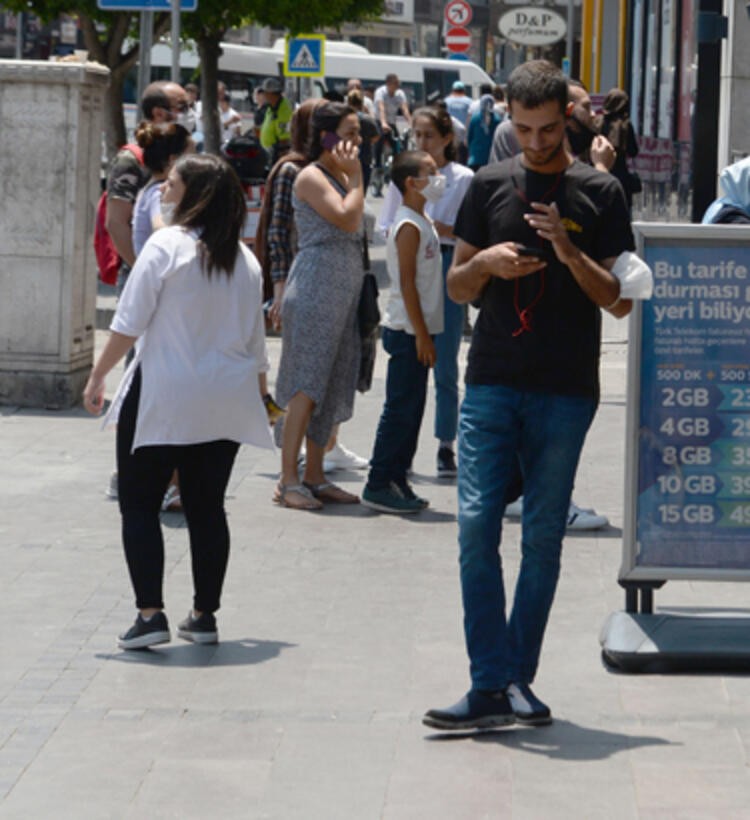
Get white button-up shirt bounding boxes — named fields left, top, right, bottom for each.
left=105, top=226, right=274, bottom=453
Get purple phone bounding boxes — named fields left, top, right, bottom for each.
left=322, top=133, right=341, bottom=151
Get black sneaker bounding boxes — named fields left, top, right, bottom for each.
left=437, top=446, right=458, bottom=478
left=118, top=612, right=170, bottom=650
left=177, top=611, right=218, bottom=644
left=506, top=682, right=552, bottom=726
left=423, top=690, right=516, bottom=731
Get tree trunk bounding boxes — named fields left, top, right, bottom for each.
left=79, top=11, right=170, bottom=162
left=103, top=70, right=128, bottom=159
left=80, top=13, right=133, bottom=160
left=197, top=34, right=224, bottom=155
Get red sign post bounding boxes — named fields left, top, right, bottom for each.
left=444, top=26, right=472, bottom=53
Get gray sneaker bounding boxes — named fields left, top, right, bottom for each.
left=118, top=612, right=170, bottom=650
left=177, top=611, right=218, bottom=644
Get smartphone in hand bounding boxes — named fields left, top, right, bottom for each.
left=516, top=245, right=552, bottom=262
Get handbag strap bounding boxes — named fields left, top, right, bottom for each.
left=362, top=233, right=371, bottom=272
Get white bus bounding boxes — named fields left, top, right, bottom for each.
left=143, top=39, right=494, bottom=113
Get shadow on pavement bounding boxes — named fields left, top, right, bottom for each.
left=568, top=525, right=623, bottom=539
left=96, top=637, right=296, bottom=668
left=425, top=719, right=675, bottom=760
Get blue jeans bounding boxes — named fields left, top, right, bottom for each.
left=457, top=383, right=596, bottom=691
left=433, top=246, right=464, bottom=443
left=367, top=328, right=429, bottom=490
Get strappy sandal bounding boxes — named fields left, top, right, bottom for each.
left=302, top=481, right=360, bottom=505
left=273, top=483, right=323, bottom=510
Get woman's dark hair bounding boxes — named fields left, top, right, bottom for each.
left=135, top=121, right=191, bottom=174
left=308, top=102, right=355, bottom=160
left=171, top=154, right=246, bottom=277
left=412, top=106, right=457, bottom=162
left=291, top=98, right=323, bottom=156
left=507, top=59, right=568, bottom=114
left=255, top=98, right=322, bottom=286
left=602, top=88, right=631, bottom=153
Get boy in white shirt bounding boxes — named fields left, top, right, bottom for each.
left=362, top=151, right=445, bottom=514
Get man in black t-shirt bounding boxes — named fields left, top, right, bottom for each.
left=423, top=61, right=634, bottom=733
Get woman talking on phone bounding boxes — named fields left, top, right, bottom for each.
left=274, top=102, right=365, bottom=510
left=83, top=154, right=273, bottom=649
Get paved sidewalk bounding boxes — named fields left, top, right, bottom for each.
left=2, top=306, right=750, bottom=818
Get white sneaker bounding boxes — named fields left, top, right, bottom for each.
left=504, top=497, right=523, bottom=517
left=106, top=471, right=118, bottom=500
left=504, top=497, right=608, bottom=530
left=323, top=442, right=369, bottom=472
left=566, top=501, right=608, bottom=530
left=161, top=484, right=182, bottom=512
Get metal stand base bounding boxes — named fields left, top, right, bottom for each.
left=600, top=610, right=750, bottom=673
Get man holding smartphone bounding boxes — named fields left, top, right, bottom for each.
left=423, top=60, right=634, bottom=731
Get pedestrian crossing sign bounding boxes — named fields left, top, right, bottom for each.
left=284, top=35, right=326, bottom=78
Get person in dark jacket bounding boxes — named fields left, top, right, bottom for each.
left=599, top=88, right=640, bottom=210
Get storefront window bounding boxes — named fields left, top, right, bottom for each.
left=631, top=0, right=697, bottom=221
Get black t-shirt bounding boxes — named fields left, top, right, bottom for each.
left=455, top=157, right=634, bottom=398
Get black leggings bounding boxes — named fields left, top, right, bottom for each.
left=117, top=368, right=240, bottom=613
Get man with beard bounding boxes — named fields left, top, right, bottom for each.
left=489, top=78, right=615, bottom=171
left=423, top=60, right=634, bottom=731
left=489, top=77, right=615, bottom=532
left=105, top=81, right=190, bottom=293
left=566, top=79, right=615, bottom=172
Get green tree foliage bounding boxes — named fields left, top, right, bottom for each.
left=6, top=0, right=384, bottom=156
left=6, top=0, right=172, bottom=156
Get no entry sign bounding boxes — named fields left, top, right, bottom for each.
left=445, top=26, right=472, bottom=52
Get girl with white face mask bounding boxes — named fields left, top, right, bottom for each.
left=377, top=106, right=474, bottom=479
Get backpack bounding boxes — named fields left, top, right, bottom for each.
left=94, top=144, right=144, bottom=285
left=222, top=133, right=268, bottom=184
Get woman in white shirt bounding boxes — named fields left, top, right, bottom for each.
left=83, top=154, right=273, bottom=650
left=131, top=120, right=192, bottom=513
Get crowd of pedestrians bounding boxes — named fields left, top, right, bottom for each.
left=88, top=60, right=649, bottom=732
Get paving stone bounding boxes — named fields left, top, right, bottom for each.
left=3, top=277, right=750, bottom=817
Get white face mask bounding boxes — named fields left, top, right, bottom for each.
left=175, top=111, right=193, bottom=131
left=161, top=201, right=176, bottom=225
left=420, top=174, right=446, bottom=203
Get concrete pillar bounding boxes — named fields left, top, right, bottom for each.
left=0, top=60, right=109, bottom=408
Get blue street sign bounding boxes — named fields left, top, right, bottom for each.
left=284, top=35, right=325, bottom=77
left=447, top=52, right=469, bottom=61
left=97, top=0, right=197, bottom=12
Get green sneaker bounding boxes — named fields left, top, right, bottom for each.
left=394, top=480, right=429, bottom=510
left=362, top=482, right=423, bottom=515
